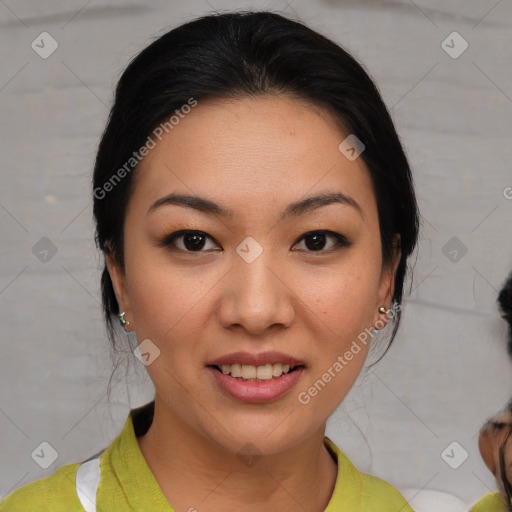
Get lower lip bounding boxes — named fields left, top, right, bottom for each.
left=207, top=366, right=305, bottom=403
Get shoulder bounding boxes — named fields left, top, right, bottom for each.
left=324, top=436, right=413, bottom=511
left=0, top=462, right=84, bottom=512
left=470, top=492, right=508, bottom=512
left=359, top=472, right=414, bottom=509
left=0, top=405, right=145, bottom=512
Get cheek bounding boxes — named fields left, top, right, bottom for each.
left=298, top=255, right=380, bottom=404
left=124, top=242, right=212, bottom=347
left=307, top=260, right=380, bottom=335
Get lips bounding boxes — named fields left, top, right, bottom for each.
left=207, top=365, right=305, bottom=403
left=205, top=351, right=306, bottom=403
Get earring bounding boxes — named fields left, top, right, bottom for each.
left=378, top=306, right=387, bottom=314
left=118, top=311, right=130, bottom=331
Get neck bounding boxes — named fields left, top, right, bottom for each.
left=136, top=396, right=338, bottom=512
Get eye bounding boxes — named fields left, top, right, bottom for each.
left=292, top=230, right=352, bottom=253
left=159, top=230, right=220, bottom=252
left=159, top=229, right=352, bottom=254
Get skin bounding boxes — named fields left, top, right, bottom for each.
left=479, top=410, right=512, bottom=502
left=106, top=94, right=401, bottom=512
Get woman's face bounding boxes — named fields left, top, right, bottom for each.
left=107, top=94, right=399, bottom=455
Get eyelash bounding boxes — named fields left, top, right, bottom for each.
left=158, top=230, right=352, bottom=254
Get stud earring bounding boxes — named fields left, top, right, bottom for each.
left=118, top=311, right=130, bottom=331
left=378, top=306, right=387, bottom=314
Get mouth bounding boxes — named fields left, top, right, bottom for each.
left=209, top=363, right=304, bottom=382
left=205, top=352, right=306, bottom=403
left=207, top=364, right=305, bottom=403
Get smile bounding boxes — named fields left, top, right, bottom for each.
left=213, top=363, right=300, bottom=381
left=207, top=365, right=305, bottom=403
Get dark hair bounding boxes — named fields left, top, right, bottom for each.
left=498, top=272, right=512, bottom=357
left=92, top=10, right=420, bottom=362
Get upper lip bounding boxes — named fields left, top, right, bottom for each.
left=207, top=351, right=305, bottom=368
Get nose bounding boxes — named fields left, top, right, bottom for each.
left=217, top=250, right=295, bottom=336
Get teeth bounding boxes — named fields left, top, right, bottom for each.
left=256, top=363, right=273, bottom=380
left=241, top=364, right=257, bottom=379
left=231, top=364, right=242, bottom=378
left=218, top=363, right=297, bottom=380
left=272, top=363, right=283, bottom=377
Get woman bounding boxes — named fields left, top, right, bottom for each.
left=469, top=274, right=512, bottom=512
left=1, top=10, right=419, bottom=511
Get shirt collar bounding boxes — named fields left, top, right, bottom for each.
left=113, top=401, right=359, bottom=510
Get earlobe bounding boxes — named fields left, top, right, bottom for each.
left=374, top=234, right=401, bottom=328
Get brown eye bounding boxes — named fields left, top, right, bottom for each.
left=159, top=229, right=352, bottom=254
left=160, top=230, right=220, bottom=252
left=293, top=230, right=352, bottom=253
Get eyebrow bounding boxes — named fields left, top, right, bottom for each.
left=146, top=191, right=364, bottom=220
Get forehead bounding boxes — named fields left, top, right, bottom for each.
left=129, top=94, right=376, bottom=220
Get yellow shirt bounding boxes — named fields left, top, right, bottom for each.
left=0, top=401, right=414, bottom=511
left=470, top=492, right=508, bottom=511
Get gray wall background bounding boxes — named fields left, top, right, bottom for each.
left=1, top=0, right=512, bottom=507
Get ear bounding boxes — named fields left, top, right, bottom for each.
left=105, top=251, right=133, bottom=327
left=374, top=234, right=401, bottom=327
